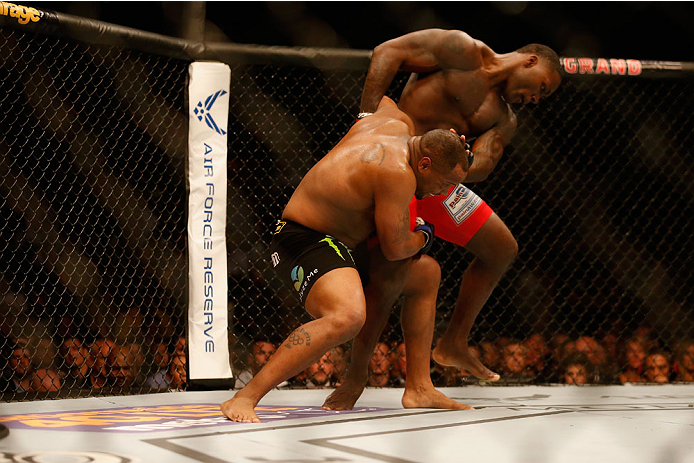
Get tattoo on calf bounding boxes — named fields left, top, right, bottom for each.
left=285, top=327, right=312, bottom=349
left=361, top=143, right=386, bottom=165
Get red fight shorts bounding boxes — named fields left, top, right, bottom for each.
left=368, top=184, right=493, bottom=250
left=412, top=184, right=493, bottom=247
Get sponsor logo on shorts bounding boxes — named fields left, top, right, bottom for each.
left=444, top=184, right=482, bottom=225
left=193, top=90, right=228, bottom=135
left=320, top=236, right=345, bottom=260
left=290, top=266, right=304, bottom=291
left=271, top=252, right=280, bottom=267
left=0, top=2, right=42, bottom=25
left=273, top=220, right=286, bottom=235
left=298, top=268, right=318, bottom=300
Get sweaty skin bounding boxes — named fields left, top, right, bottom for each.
left=362, top=29, right=561, bottom=181
left=324, top=29, right=561, bottom=412
left=220, top=97, right=469, bottom=423
left=281, top=97, right=468, bottom=260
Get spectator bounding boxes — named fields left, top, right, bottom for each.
left=574, top=335, right=615, bottom=383
left=388, top=342, right=407, bottom=386
left=9, top=345, right=34, bottom=392
left=500, top=340, right=533, bottom=382
left=145, top=342, right=171, bottom=389
left=296, top=351, right=334, bottom=388
left=174, top=335, right=186, bottom=357
left=673, top=340, right=694, bottom=382
left=29, top=336, right=57, bottom=371
left=89, top=339, right=116, bottom=388
left=600, top=332, right=620, bottom=362
left=234, top=340, right=287, bottom=389
left=643, top=350, right=671, bottom=384
left=561, top=352, right=592, bottom=386
left=326, top=344, right=349, bottom=387
left=32, top=368, right=61, bottom=392
left=618, top=338, right=646, bottom=384
left=524, top=333, right=550, bottom=376
left=59, top=337, right=90, bottom=388
left=27, top=336, right=61, bottom=392
left=108, top=344, right=142, bottom=388
left=367, top=342, right=391, bottom=387
left=169, top=354, right=187, bottom=390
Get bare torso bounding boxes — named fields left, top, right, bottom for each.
left=399, top=69, right=511, bottom=137
left=282, top=111, right=414, bottom=249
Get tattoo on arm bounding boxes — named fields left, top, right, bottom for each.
left=361, top=57, right=396, bottom=112
left=285, top=327, right=312, bottom=349
left=361, top=143, right=386, bottom=165
left=392, top=206, right=411, bottom=244
left=442, top=34, right=465, bottom=54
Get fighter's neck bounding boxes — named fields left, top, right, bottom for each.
left=484, top=52, right=524, bottom=86
left=407, top=137, right=420, bottom=171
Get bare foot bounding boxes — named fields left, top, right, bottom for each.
left=321, top=379, right=365, bottom=410
left=221, top=395, right=261, bottom=423
left=432, top=343, right=500, bottom=382
left=402, top=386, right=474, bottom=410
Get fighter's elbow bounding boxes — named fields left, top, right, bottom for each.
left=380, top=244, right=410, bottom=262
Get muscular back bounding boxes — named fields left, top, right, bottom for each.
left=282, top=99, right=416, bottom=249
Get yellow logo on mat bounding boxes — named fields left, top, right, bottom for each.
left=0, top=404, right=302, bottom=429
left=0, top=2, right=41, bottom=25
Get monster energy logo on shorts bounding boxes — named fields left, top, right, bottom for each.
left=320, top=236, right=354, bottom=263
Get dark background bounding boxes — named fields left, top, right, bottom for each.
left=29, top=1, right=694, bottom=60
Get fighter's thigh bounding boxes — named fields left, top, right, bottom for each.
left=304, top=267, right=366, bottom=322
left=463, top=212, right=518, bottom=264
left=365, top=246, right=413, bottom=302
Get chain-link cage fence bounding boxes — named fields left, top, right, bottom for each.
left=2, top=14, right=694, bottom=402
left=0, top=26, right=190, bottom=400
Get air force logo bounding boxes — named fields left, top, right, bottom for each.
left=194, top=90, right=228, bottom=135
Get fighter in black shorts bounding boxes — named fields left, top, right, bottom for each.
left=271, top=220, right=359, bottom=305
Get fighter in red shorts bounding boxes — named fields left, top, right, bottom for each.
left=324, top=29, right=562, bottom=411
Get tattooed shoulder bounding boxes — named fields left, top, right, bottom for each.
left=361, top=143, right=386, bottom=165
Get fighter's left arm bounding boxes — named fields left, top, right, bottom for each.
left=465, top=108, right=517, bottom=183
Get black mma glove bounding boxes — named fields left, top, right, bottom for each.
left=414, top=217, right=435, bottom=256
left=465, top=142, right=474, bottom=168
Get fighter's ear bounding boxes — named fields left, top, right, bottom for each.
left=525, top=55, right=538, bottom=68
left=418, top=156, right=432, bottom=173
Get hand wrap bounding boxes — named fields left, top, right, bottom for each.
left=414, top=217, right=435, bottom=255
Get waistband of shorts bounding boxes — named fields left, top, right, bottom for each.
left=273, top=218, right=315, bottom=236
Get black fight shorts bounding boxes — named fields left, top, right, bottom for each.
left=270, top=220, right=361, bottom=305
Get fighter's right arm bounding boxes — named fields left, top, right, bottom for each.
left=360, top=29, right=481, bottom=114
left=372, top=166, right=427, bottom=261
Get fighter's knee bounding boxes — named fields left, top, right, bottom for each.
left=502, top=234, right=519, bottom=265
left=413, top=255, right=441, bottom=283
left=330, top=305, right=366, bottom=340
left=404, top=255, right=441, bottom=296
